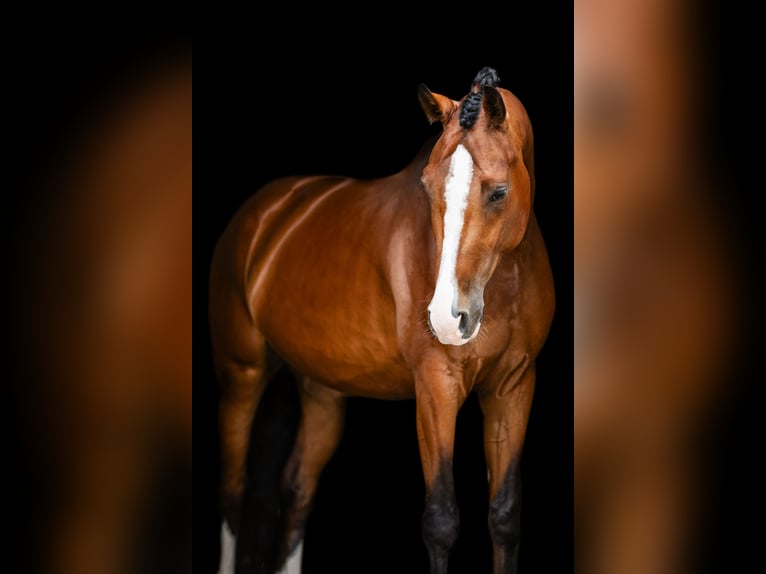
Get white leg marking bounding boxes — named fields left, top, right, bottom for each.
left=277, top=540, right=303, bottom=574
left=428, top=144, right=476, bottom=346
left=217, top=522, right=236, bottom=574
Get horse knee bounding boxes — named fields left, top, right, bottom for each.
left=422, top=498, right=460, bottom=551
left=488, top=488, right=520, bottom=545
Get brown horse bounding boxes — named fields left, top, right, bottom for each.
left=211, top=67, right=554, bottom=574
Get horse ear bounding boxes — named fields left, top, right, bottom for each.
left=417, top=84, right=456, bottom=125
left=483, top=86, right=507, bottom=130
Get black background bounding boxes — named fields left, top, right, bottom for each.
left=195, top=10, right=572, bottom=574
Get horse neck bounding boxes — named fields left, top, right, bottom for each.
left=386, top=134, right=438, bottom=217
left=499, top=211, right=539, bottom=273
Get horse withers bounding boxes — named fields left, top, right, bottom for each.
left=211, top=67, right=554, bottom=574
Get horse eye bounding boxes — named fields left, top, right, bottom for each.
left=489, top=187, right=507, bottom=203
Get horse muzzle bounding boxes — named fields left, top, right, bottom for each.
left=427, top=299, right=483, bottom=346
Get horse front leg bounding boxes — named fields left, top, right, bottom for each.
left=478, top=362, right=537, bottom=574
left=415, top=367, right=465, bottom=574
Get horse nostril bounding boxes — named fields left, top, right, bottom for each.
left=457, top=311, right=469, bottom=336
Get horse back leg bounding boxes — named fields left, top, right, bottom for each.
left=277, top=376, right=346, bottom=574
left=215, top=327, right=278, bottom=574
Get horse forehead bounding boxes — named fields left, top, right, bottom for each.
left=426, top=131, right=514, bottom=183
left=461, top=135, right=515, bottom=178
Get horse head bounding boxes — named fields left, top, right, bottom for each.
left=418, top=67, right=535, bottom=346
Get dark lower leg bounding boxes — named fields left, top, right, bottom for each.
left=488, top=463, right=522, bottom=574
left=421, top=461, right=459, bottom=574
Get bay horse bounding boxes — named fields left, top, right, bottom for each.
left=211, top=67, right=554, bottom=574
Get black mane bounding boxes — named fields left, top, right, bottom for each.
left=459, top=92, right=483, bottom=130
left=472, top=66, right=500, bottom=90
left=459, top=66, right=501, bottom=129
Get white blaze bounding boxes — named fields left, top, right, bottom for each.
left=428, top=144, right=478, bottom=346
left=217, top=522, right=235, bottom=574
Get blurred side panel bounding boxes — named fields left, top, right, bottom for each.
left=8, top=28, right=190, bottom=574
left=575, top=0, right=760, bottom=572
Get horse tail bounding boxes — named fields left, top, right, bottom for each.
left=235, top=367, right=300, bottom=574
left=215, top=356, right=300, bottom=574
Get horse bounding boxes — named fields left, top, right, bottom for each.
left=211, top=67, right=554, bottom=574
